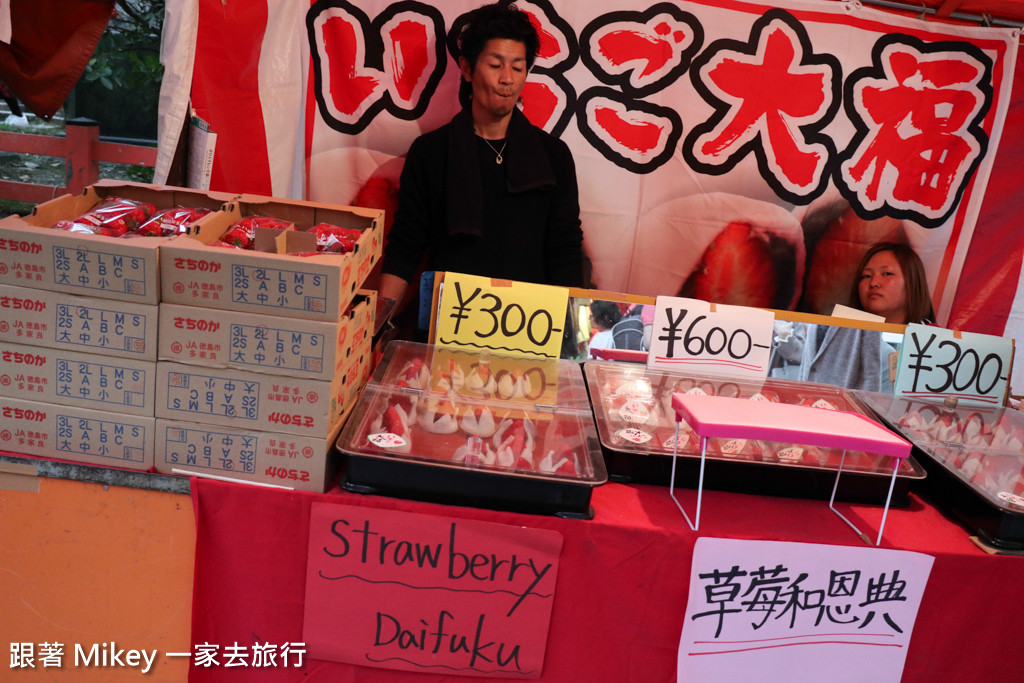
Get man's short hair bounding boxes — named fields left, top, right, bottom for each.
left=457, top=3, right=540, bottom=71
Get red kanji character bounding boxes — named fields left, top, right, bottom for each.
left=690, top=14, right=836, bottom=198
left=841, top=40, right=987, bottom=222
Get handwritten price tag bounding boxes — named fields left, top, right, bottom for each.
left=646, top=296, right=774, bottom=380
left=434, top=273, right=569, bottom=359
left=894, top=323, right=1013, bottom=407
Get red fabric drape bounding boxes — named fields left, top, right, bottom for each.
left=949, top=52, right=1024, bottom=335
left=190, top=0, right=273, bottom=195
left=189, top=478, right=1024, bottom=682
left=0, top=0, right=113, bottom=121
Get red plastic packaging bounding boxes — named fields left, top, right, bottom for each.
left=53, top=196, right=157, bottom=237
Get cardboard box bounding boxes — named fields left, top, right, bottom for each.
left=0, top=342, right=155, bottom=416
left=0, top=283, right=159, bottom=361
left=155, top=345, right=370, bottom=438
left=154, top=416, right=350, bottom=493
left=157, top=290, right=375, bottom=382
left=159, top=195, right=383, bottom=321
left=0, top=395, right=154, bottom=471
left=0, top=180, right=235, bottom=304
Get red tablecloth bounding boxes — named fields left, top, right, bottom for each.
left=190, top=479, right=1023, bottom=682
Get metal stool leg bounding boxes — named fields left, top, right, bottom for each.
left=669, top=423, right=706, bottom=531
left=828, top=450, right=871, bottom=544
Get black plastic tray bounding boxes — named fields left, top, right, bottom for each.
left=584, top=361, right=925, bottom=505
left=342, top=451, right=600, bottom=519
left=857, top=392, right=1024, bottom=549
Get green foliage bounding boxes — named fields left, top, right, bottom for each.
left=83, top=0, right=165, bottom=92
left=77, top=0, right=166, bottom=139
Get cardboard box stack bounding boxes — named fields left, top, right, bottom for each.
left=153, top=194, right=383, bottom=491
left=0, top=181, right=233, bottom=471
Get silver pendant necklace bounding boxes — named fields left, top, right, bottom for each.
left=480, top=136, right=507, bottom=164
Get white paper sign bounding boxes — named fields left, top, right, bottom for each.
left=647, top=297, right=774, bottom=379
left=678, top=538, right=934, bottom=683
left=894, top=323, right=1013, bottom=407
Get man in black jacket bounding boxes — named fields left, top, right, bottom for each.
left=379, top=3, right=585, bottom=320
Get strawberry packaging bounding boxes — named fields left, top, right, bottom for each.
left=0, top=180, right=234, bottom=304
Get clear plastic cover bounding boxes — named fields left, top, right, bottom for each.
left=585, top=360, right=925, bottom=478
left=858, top=392, right=1024, bottom=512
left=337, top=342, right=605, bottom=483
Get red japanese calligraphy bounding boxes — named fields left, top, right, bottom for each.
left=686, top=12, right=839, bottom=200
left=520, top=75, right=572, bottom=135
left=840, top=38, right=988, bottom=224
left=309, top=2, right=445, bottom=133
left=584, top=10, right=701, bottom=93
left=516, top=0, right=575, bottom=69
left=313, top=7, right=386, bottom=123
left=577, top=89, right=682, bottom=174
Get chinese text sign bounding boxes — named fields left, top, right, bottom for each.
left=678, top=537, right=933, bottom=683
left=303, top=503, right=563, bottom=677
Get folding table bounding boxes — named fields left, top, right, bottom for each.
left=669, top=392, right=912, bottom=545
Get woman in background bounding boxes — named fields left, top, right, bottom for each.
left=852, top=241, right=935, bottom=325
left=776, top=241, right=934, bottom=391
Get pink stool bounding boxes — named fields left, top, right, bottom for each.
left=670, top=393, right=912, bottom=545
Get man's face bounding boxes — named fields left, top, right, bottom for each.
left=460, top=38, right=529, bottom=125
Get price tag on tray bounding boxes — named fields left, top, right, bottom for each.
left=646, top=296, right=774, bottom=380
left=894, top=323, right=1013, bottom=407
left=433, top=272, right=569, bottom=359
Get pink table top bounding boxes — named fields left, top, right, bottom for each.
left=671, top=393, right=911, bottom=459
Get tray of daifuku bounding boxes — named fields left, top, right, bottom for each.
left=857, top=392, right=1024, bottom=549
left=583, top=360, right=925, bottom=504
left=335, top=341, right=606, bottom=518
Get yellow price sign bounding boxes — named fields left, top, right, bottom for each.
left=434, top=273, right=569, bottom=359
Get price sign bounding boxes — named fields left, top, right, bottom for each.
left=894, top=323, right=1013, bottom=407
left=434, top=272, right=569, bottom=359
left=646, top=296, right=774, bottom=380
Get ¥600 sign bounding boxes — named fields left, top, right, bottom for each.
left=647, top=296, right=774, bottom=380
left=434, top=273, right=569, bottom=359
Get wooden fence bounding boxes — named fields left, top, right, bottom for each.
left=0, top=117, right=157, bottom=205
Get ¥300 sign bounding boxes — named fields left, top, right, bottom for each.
left=894, top=323, right=1013, bottom=407
left=433, top=272, right=570, bottom=360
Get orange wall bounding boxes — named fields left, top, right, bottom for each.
left=0, top=474, right=194, bottom=681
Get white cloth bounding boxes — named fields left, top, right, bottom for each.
left=588, top=329, right=614, bottom=359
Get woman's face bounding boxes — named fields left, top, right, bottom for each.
left=858, top=250, right=907, bottom=323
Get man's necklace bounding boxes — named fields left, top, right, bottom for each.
left=480, top=136, right=507, bottom=165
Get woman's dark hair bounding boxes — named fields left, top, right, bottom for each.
left=849, top=242, right=935, bottom=324
left=590, top=300, right=622, bottom=330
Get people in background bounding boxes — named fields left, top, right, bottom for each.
left=851, top=241, right=935, bottom=325
left=587, top=300, right=621, bottom=359
left=378, top=2, right=584, bottom=331
left=611, top=304, right=646, bottom=351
